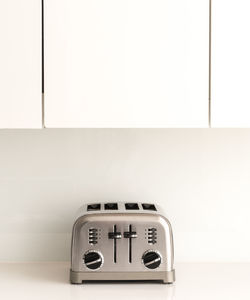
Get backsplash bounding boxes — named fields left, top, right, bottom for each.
left=0, top=129, right=250, bottom=262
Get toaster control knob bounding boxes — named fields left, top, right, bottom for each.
left=84, top=250, right=103, bottom=270
left=142, top=251, right=161, bottom=269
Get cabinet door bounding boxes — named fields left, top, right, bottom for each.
left=212, top=0, right=250, bottom=127
left=45, top=0, right=209, bottom=128
left=0, top=0, right=42, bottom=128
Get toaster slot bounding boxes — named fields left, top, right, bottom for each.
left=108, top=225, right=121, bottom=263
left=125, top=203, right=139, bottom=210
left=87, top=204, right=101, bottom=211
left=104, top=203, right=118, bottom=210
left=142, top=203, right=157, bottom=211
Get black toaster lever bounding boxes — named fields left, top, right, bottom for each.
left=108, top=232, right=122, bottom=239
left=124, top=231, right=137, bottom=239
left=108, top=225, right=121, bottom=263
left=124, top=225, right=137, bottom=263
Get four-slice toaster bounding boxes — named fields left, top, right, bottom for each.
left=70, top=202, right=175, bottom=284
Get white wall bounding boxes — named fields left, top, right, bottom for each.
left=0, top=129, right=250, bottom=262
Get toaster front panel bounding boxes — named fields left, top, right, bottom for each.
left=71, top=214, right=173, bottom=273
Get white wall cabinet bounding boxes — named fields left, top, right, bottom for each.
left=2, top=0, right=250, bottom=129
left=0, top=0, right=42, bottom=128
left=44, top=0, right=209, bottom=128
left=211, top=0, right=250, bottom=127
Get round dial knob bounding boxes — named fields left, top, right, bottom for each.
left=142, top=250, right=161, bottom=269
left=83, top=250, right=103, bottom=270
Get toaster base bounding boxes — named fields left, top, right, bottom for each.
left=70, top=270, right=175, bottom=284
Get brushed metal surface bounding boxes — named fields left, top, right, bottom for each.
left=70, top=202, right=175, bottom=282
left=70, top=269, right=175, bottom=284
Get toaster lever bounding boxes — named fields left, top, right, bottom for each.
left=124, top=225, right=137, bottom=263
left=124, top=231, right=137, bottom=239
left=108, top=232, right=122, bottom=239
left=109, top=225, right=121, bottom=263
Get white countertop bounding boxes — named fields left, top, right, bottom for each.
left=0, top=263, right=250, bottom=300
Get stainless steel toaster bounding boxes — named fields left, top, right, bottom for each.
left=70, top=202, right=175, bottom=284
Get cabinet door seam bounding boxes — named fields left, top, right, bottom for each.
left=209, top=0, right=212, bottom=128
